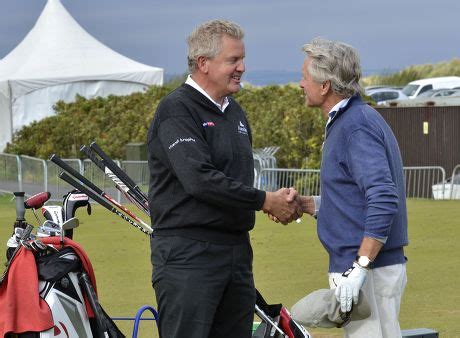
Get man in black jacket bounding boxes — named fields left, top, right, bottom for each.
left=147, top=20, right=300, bottom=338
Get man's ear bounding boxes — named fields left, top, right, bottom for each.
left=321, top=80, right=331, bottom=96
left=197, top=56, right=208, bottom=73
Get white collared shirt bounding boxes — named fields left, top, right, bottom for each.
left=185, top=75, right=230, bottom=112
left=326, top=97, right=350, bottom=128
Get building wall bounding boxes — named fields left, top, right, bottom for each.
left=376, top=105, right=460, bottom=176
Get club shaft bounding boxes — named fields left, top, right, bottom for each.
left=83, top=145, right=149, bottom=215
left=52, top=154, right=151, bottom=231
left=59, top=172, right=151, bottom=235
left=90, top=142, right=137, bottom=191
left=83, top=143, right=150, bottom=216
left=90, top=142, right=149, bottom=203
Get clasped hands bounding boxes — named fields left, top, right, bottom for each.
left=262, top=188, right=316, bottom=225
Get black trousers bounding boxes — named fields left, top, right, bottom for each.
left=150, top=235, right=256, bottom=338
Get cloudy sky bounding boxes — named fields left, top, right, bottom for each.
left=1, top=0, right=459, bottom=79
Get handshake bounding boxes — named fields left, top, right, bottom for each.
left=261, top=188, right=316, bottom=225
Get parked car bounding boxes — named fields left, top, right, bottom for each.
left=402, top=76, right=460, bottom=99
left=364, top=85, right=389, bottom=92
left=366, top=88, right=408, bottom=104
left=432, top=173, right=460, bottom=199
left=416, top=88, right=460, bottom=98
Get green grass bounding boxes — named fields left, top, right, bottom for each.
left=1, top=193, right=459, bottom=337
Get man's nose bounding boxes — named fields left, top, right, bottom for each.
left=236, top=60, right=245, bottom=73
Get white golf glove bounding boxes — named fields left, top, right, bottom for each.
left=334, top=262, right=368, bottom=313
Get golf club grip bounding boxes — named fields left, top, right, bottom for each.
left=81, top=146, right=149, bottom=215
left=59, top=172, right=151, bottom=235
left=88, top=142, right=149, bottom=210
left=90, top=142, right=149, bottom=204
left=14, top=192, right=25, bottom=220
left=51, top=154, right=104, bottom=196
left=89, top=142, right=137, bottom=189
left=80, top=145, right=104, bottom=171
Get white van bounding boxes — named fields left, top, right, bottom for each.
left=402, top=76, right=460, bottom=99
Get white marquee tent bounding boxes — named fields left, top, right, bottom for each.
left=0, top=0, right=163, bottom=150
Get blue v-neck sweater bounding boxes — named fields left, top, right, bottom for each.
left=318, top=95, right=408, bottom=272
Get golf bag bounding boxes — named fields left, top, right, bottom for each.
left=1, top=191, right=124, bottom=338
left=254, top=290, right=311, bottom=338
left=36, top=245, right=124, bottom=338
left=2, top=240, right=124, bottom=338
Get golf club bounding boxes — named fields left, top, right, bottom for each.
left=88, top=142, right=149, bottom=213
left=51, top=154, right=151, bottom=232
left=59, top=171, right=152, bottom=235
left=60, top=217, right=79, bottom=247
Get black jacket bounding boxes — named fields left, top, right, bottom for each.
left=147, top=84, right=266, bottom=244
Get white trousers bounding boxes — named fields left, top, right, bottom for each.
left=329, top=264, right=407, bottom=338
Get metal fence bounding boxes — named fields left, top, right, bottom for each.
left=253, top=147, right=279, bottom=186
left=257, top=166, right=453, bottom=199
left=404, top=166, right=446, bottom=199
left=0, top=154, right=148, bottom=203
left=256, top=168, right=321, bottom=196
left=1, top=153, right=459, bottom=201
left=447, top=165, right=460, bottom=199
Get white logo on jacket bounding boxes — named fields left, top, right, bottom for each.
left=168, top=137, right=196, bottom=150
left=238, top=121, right=248, bottom=135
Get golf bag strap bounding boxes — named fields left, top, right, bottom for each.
left=255, top=288, right=282, bottom=318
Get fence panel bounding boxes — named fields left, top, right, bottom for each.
left=20, top=155, right=47, bottom=197
left=46, top=159, right=83, bottom=202
left=120, top=161, right=149, bottom=205
left=0, top=153, right=21, bottom=193
left=448, top=165, right=460, bottom=199
left=258, top=167, right=450, bottom=199
left=1, top=154, right=456, bottom=200
left=405, top=166, right=446, bottom=199
left=253, top=147, right=280, bottom=187
left=257, top=168, right=321, bottom=196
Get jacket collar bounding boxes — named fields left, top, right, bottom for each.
left=326, top=94, right=363, bottom=131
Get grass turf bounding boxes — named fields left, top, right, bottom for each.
left=0, top=193, right=459, bottom=337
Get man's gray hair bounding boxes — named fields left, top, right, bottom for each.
left=302, top=38, right=363, bottom=97
left=187, top=20, right=244, bottom=73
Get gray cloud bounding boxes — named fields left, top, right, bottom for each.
left=1, top=0, right=459, bottom=76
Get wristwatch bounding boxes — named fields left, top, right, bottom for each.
left=356, top=255, right=372, bottom=269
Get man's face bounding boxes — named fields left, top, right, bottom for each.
left=205, top=35, right=245, bottom=100
left=299, top=58, right=324, bottom=108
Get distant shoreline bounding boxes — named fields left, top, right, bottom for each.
left=165, top=69, right=400, bottom=86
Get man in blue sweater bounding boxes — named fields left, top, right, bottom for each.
left=297, top=38, right=408, bottom=337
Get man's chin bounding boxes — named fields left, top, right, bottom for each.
left=229, top=84, right=242, bottom=94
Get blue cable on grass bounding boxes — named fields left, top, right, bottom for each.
left=131, top=305, right=159, bottom=338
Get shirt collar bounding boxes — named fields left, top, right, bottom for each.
left=185, top=75, right=230, bottom=112
left=326, top=97, right=351, bottom=127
